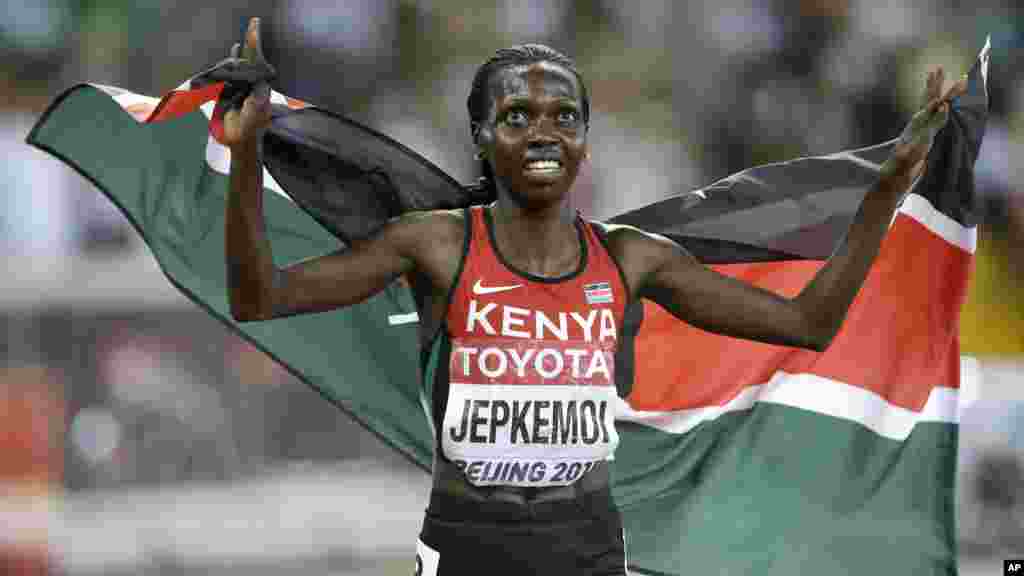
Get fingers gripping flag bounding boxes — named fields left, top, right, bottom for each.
left=27, top=37, right=991, bottom=576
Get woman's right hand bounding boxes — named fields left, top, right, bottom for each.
left=881, top=66, right=967, bottom=180
left=221, top=17, right=273, bottom=150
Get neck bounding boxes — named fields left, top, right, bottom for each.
left=490, top=194, right=580, bottom=278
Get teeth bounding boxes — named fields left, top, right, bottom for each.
left=525, top=160, right=561, bottom=171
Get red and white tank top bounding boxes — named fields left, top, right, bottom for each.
left=429, top=204, right=628, bottom=488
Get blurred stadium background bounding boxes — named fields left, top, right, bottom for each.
left=1, top=1, right=1022, bottom=574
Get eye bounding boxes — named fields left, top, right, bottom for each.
left=504, top=109, right=528, bottom=128
left=557, top=108, right=580, bottom=126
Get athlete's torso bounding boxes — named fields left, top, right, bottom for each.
left=422, top=204, right=629, bottom=507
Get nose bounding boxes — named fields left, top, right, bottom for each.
left=526, top=115, right=560, bottom=144
left=527, top=125, right=559, bottom=147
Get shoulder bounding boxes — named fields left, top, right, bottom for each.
left=378, top=208, right=467, bottom=253
left=388, top=209, right=469, bottom=287
left=590, top=221, right=675, bottom=264
left=393, top=207, right=466, bottom=232
left=588, top=221, right=694, bottom=295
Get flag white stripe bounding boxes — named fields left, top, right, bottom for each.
left=92, top=84, right=160, bottom=113
left=387, top=312, right=420, bottom=325
left=898, top=192, right=976, bottom=254
left=616, top=356, right=975, bottom=439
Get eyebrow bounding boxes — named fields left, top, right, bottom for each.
left=499, top=96, right=580, bottom=109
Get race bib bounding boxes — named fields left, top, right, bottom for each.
left=441, top=337, right=619, bottom=487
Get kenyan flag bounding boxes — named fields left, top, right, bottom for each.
left=26, top=37, right=991, bottom=576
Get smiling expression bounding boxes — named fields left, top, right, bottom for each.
left=474, top=61, right=588, bottom=210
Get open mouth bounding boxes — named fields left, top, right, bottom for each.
left=523, top=159, right=562, bottom=174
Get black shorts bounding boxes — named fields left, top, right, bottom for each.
left=415, top=489, right=628, bottom=576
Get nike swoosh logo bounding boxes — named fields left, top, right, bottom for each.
left=472, top=279, right=523, bottom=295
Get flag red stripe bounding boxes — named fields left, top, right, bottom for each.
left=284, top=96, right=310, bottom=110
left=144, top=83, right=224, bottom=124
left=629, top=212, right=971, bottom=413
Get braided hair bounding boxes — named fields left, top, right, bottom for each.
left=465, top=44, right=590, bottom=200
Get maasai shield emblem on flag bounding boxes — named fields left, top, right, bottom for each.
left=26, top=37, right=991, bottom=576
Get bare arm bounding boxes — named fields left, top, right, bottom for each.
left=615, top=67, right=967, bottom=351
left=225, top=137, right=278, bottom=321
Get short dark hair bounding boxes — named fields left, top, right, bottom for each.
left=466, top=44, right=590, bottom=140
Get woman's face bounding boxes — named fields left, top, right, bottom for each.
left=476, top=60, right=588, bottom=210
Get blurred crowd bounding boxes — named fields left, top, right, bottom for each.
left=0, top=1, right=1022, bottom=574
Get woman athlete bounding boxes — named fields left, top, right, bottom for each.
left=223, top=17, right=967, bottom=576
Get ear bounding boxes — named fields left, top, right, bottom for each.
left=472, top=120, right=496, bottom=157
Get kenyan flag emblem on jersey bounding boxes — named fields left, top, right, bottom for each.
left=584, top=281, right=613, bottom=305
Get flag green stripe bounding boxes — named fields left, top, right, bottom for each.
left=614, top=403, right=957, bottom=575
left=27, top=86, right=435, bottom=471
